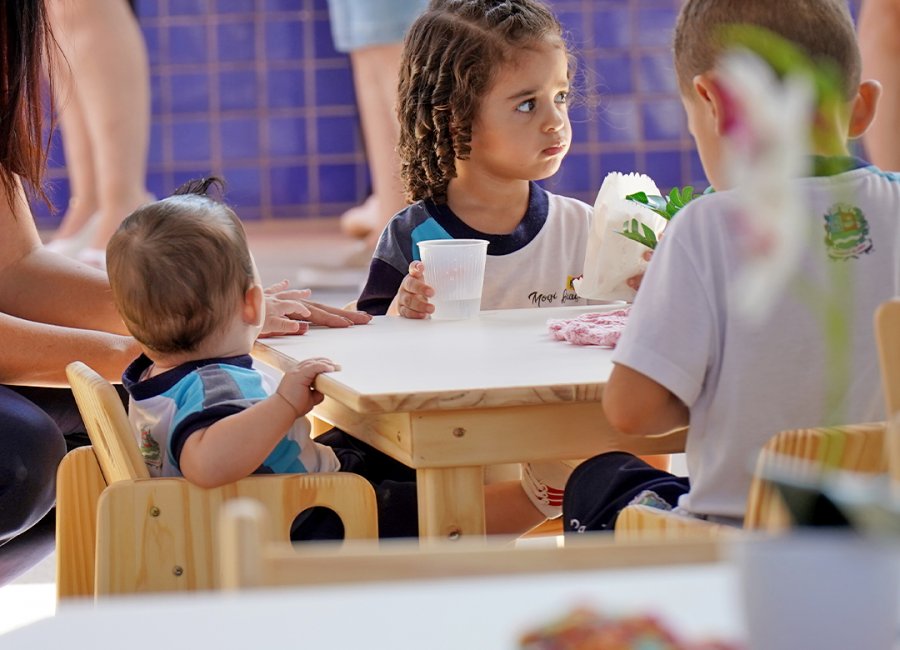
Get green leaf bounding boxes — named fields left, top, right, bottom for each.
left=625, top=191, right=650, bottom=204
left=616, top=218, right=657, bottom=250
left=641, top=223, right=658, bottom=247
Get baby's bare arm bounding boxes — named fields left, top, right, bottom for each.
left=178, top=358, right=339, bottom=487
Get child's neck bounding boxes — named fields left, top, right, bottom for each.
left=445, top=176, right=531, bottom=235
left=145, top=317, right=255, bottom=377
left=146, top=342, right=251, bottom=377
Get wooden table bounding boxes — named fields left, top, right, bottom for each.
left=254, top=305, right=685, bottom=540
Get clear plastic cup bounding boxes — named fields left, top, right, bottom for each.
left=417, top=239, right=488, bottom=320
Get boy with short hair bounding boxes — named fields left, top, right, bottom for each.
left=564, top=0, right=899, bottom=531
left=107, top=179, right=418, bottom=537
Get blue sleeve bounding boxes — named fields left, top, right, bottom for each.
left=356, top=203, right=431, bottom=315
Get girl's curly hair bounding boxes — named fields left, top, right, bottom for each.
left=397, top=0, right=565, bottom=204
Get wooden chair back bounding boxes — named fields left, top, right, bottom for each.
left=876, top=299, right=900, bottom=484
left=744, top=423, right=886, bottom=531
left=876, top=298, right=900, bottom=417
left=66, top=361, right=149, bottom=483
left=97, top=473, right=377, bottom=595
left=220, top=499, right=721, bottom=591
left=57, top=362, right=378, bottom=599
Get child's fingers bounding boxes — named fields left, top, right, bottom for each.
left=289, top=359, right=341, bottom=385
left=627, top=272, right=644, bottom=291
left=398, top=286, right=434, bottom=318
left=400, top=272, right=434, bottom=299
left=298, top=358, right=341, bottom=372
left=407, top=260, right=425, bottom=278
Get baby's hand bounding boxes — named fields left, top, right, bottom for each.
left=275, top=357, right=341, bottom=419
left=397, top=261, right=435, bottom=319
left=626, top=249, right=654, bottom=293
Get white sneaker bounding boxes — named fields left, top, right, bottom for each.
left=521, top=460, right=580, bottom=519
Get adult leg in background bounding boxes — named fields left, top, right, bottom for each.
left=326, top=0, right=427, bottom=244
left=46, top=0, right=152, bottom=266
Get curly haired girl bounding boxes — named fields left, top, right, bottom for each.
left=358, top=0, right=598, bottom=531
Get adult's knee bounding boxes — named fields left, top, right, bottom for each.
left=0, top=395, right=67, bottom=544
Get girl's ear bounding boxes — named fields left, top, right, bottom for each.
left=692, top=72, right=731, bottom=136
left=242, top=284, right=265, bottom=328
left=848, top=79, right=882, bottom=139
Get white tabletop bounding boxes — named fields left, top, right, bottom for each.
left=2, top=563, right=742, bottom=649
left=257, top=305, right=620, bottom=413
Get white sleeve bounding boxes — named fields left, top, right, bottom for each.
left=611, top=220, right=719, bottom=408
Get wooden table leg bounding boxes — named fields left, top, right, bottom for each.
left=416, top=466, right=485, bottom=541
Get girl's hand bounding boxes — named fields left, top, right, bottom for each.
left=397, top=261, right=435, bottom=319
left=274, top=357, right=341, bottom=418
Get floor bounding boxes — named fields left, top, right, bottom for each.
left=1, top=218, right=365, bottom=635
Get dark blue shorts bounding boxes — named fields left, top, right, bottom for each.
left=290, top=428, right=418, bottom=540
left=563, top=451, right=690, bottom=534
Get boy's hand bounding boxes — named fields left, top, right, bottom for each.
left=626, top=246, right=655, bottom=293
left=397, top=261, right=435, bottom=319
left=275, top=357, right=341, bottom=418
left=260, top=280, right=371, bottom=337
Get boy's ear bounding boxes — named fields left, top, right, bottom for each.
left=691, top=73, right=730, bottom=136
left=242, top=284, right=265, bottom=328
left=848, top=80, right=882, bottom=140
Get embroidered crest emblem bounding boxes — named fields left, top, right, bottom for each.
left=823, top=203, right=873, bottom=260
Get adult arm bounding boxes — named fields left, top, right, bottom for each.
left=259, top=281, right=371, bottom=337
left=0, top=181, right=138, bottom=385
left=860, top=0, right=900, bottom=170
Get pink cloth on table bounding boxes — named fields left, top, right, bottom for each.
left=547, top=307, right=630, bottom=347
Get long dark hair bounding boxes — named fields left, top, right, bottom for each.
left=0, top=1, right=54, bottom=208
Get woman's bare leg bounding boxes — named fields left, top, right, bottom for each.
left=49, top=0, right=151, bottom=257
left=341, top=43, right=407, bottom=243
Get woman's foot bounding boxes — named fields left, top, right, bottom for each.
left=75, top=247, right=107, bottom=271
left=45, top=210, right=100, bottom=256
left=86, top=191, right=156, bottom=251
left=340, top=195, right=381, bottom=240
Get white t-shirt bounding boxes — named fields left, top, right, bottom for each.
left=358, top=182, right=596, bottom=314
left=613, top=162, right=900, bottom=519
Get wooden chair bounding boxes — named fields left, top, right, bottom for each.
left=876, top=298, right=900, bottom=418
left=876, top=299, right=900, bottom=487
left=56, top=361, right=378, bottom=599
left=219, top=498, right=721, bottom=591
left=614, top=422, right=887, bottom=541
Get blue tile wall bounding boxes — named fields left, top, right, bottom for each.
left=36, top=0, right=863, bottom=226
